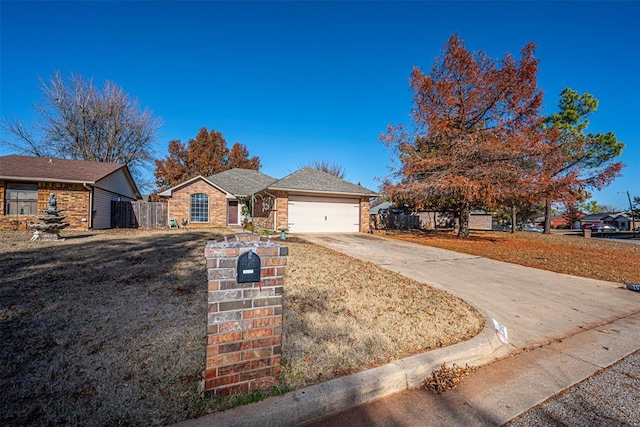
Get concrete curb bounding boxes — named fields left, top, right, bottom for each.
left=176, top=319, right=511, bottom=427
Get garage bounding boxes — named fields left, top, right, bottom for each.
left=288, top=195, right=360, bottom=233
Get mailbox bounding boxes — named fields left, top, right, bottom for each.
left=237, top=250, right=261, bottom=283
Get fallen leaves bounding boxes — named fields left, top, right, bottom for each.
left=387, top=231, right=640, bottom=284
left=423, top=363, right=478, bottom=394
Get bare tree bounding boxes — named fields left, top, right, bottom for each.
left=305, top=159, right=346, bottom=179
left=2, top=71, right=161, bottom=182
left=598, top=204, right=622, bottom=213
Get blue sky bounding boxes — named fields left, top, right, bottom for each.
left=1, top=1, right=639, bottom=209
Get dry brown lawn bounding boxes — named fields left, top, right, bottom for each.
left=282, top=237, right=481, bottom=389
left=0, top=229, right=482, bottom=426
left=384, top=230, right=640, bottom=284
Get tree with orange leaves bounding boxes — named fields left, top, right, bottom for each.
left=382, top=35, right=543, bottom=238
left=154, top=127, right=261, bottom=189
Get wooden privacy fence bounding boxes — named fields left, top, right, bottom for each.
left=111, top=201, right=168, bottom=229
left=371, top=212, right=421, bottom=230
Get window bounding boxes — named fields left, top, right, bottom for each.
left=5, top=183, right=38, bottom=216
left=190, top=193, right=209, bottom=223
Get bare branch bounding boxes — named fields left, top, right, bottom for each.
left=2, top=70, right=161, bottom=183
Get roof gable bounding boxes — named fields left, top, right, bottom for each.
left=157, top=175, right=232, bottom=198
left=0, top=155, right=127, bottom=183
left=580, top=212, right=626, bottom=221
left=269, top=168, right=377, bottom=196
left=207, top=168, right=278, bottom=197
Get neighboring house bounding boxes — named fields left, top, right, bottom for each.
left=550, top=213, right=585, bottom=229
left=579, top=212, right=632, bottom=230
left=0, top=155, right=141, bottom=230
left=369, top=202, right=492, bottom=231
left=370, top=201, right=393, bottom=215
left=418, top=210, right=491, bottom=230
left=605, top=212, right=632, bottom=231
left=469, top=211, right=493, bottom=230
left=158, top=167, right=377, bottom=233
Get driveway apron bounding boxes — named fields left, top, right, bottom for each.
left=299, top=233, right=640, bottom=350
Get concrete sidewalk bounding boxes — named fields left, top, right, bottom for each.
left=301, top=312, right=640, bottom=426
left=178, top=233, right=640, bottom=426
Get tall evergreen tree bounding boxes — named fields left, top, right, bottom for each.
left=538, top=88, right=624, bottom=233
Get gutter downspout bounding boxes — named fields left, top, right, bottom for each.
left=265, top=191, right=277, bottom=231
left=166, top=196, right=171, bottom=228
left=83, top=183, right=93, bottom=229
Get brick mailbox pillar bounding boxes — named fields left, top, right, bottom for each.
left=204, top=233, right=287, bottom=395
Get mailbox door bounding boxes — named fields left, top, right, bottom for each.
left=237, top=250, right=261, bottom=283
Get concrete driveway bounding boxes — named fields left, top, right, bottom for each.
left=300, top=233, right=639, bottom=351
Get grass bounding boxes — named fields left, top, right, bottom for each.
left=384, top=230, right=640, bottom=284
left=0, top=229, right=483, bottom=425
left=282, top=237, right=482, bottom=389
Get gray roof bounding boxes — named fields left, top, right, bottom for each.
left=370, top=201, right=393, bottom=214
left=581, top=212, right=626, bottom=222
left=207, top=168, right=278, bottom=197
left=268, top=168, right=377, bottom=196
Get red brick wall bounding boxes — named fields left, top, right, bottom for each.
left=204, top=233, right=287, bottom=395
left=0, top=181, right=90, bottom=230
left=274, top=191, right=289, bottom=231
left=167, top=179, right=228, bottom=228
left=359, top=196, right=371, bottom=233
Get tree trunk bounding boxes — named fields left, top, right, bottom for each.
left=458, top=201, right=470, bottom=238
left=544, top=200, right=552, bottom=234
left=511, top=205, right=517, bottom=234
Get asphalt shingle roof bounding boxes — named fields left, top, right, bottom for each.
left=581, top=212, right=626, bottom=221
left=0, top=155, right=127, bottom=183
left=207, top=168, right=278, bottom=197
left=268, top=168, right=377, bottom=196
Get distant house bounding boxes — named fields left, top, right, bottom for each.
left=369, top=202, right=492, bottom=231
left=0, top=155, right=141, bottom=230
left=469, top=211, right=493, bottom=230
left=158, top=167, right=377, bottom=233
left=418, top=210, right=491, bottom=230
left=604, top=212, right=632, bottom=231
left=550, top=213, right=585, bottom=229
left=370, top=201, right=393, bottom=215
left=579, top=212, right=632, bottom=230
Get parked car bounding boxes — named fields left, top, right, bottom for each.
left=523, top=224, right=543, bottom=233
left=582, top=223, right=597, bottom=229
left=592, top=224, right=618, bottom=232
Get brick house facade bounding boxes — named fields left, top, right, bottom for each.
left=0, top=155, right=141, bottom=230
left=165, top=178, right=230, bottom=229
left=160, top=168, right=377, bottom=233
left=0, top=181, right=90, bottom=230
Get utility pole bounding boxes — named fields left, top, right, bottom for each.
left=620, top=191, right=636, bottom=239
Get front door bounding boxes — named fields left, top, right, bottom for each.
left=228, top=201, right=239, bottom=225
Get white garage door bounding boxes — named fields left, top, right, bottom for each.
left=288, top=195, right=360, bottom=233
